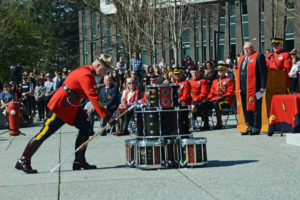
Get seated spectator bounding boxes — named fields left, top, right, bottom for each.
left=203, top=61, right=218, bottom=88
left=140, top=76, right=149, bottom=98
left=113, top=78, right=140, bottom=136
left=188, top=67, right=210, bottom=130
left=130, top=70, right=142, bottom=90
left=173, top=67, right=191, bottom=106
left=197, top=64, right=235, bottom=129
left=0, top=83, right=15, bottom=107
left=88, top=75, right=119, bottom=136
left=34, top=78, right=46, bottom=121
left=161, top=72, right=170, bottom=84
left=111, top=69, right=122, bottom=92
left=141, top=75, right=160, bottom=105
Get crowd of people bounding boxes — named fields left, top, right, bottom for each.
left=0, top=38, right=299, bottom=136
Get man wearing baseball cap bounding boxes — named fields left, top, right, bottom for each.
left=15, top=54, right=117, bottom=173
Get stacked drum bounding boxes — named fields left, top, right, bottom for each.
left=125, top=84, right=208, bottom=169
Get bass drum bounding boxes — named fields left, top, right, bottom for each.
left=146, top=84, right=180, bottom=108
left=135, top=107, right=190, bottom=138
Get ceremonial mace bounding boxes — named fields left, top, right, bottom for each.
left=50, top=102, right=140, bottom=173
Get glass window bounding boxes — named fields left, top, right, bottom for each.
left=241, top=0, right=248, bottom=15
left=182, top=27, right=190, bottom=43
left=218, top=45, right=224, bottom=60
left=229, top=0, right=235, bottom=16
left=202, top=46, right=206, bottom=61
left=82, top=11, right=87, bottom=40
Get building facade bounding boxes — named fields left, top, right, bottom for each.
left=79, top=0, right=300, bottom=66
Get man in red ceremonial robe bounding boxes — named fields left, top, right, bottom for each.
left=15, top=54, right=117, bottom=173
left=237, top=42, right=267, bottom=135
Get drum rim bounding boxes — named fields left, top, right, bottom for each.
left=137, top=140, right=163, bottom=146
left=135, top=108, right=190, bottom=113
left=125, top=139, right=138, bottom=145
left=181, top=138, right=207, bottom=144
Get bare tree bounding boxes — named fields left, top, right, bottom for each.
left=0, top=1, right=17, bottom=53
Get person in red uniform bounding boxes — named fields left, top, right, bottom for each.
left=188, top=66, right=210, bottom=129
left=140, top=75, right=160, bottom=105
left=173, top=67, right=190, bottom=106
left=202, top=64, right=235, bottom=129
left=265, top=38, right=292, bottom=90
left=15, top=54, right=117, bottom=174
left=237, top=42, right=267, bottom=135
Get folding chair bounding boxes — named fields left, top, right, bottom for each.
left=222, top=95, right=238, bottom=128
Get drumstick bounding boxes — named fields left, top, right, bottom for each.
left=50, top=103, right=138, bottom=173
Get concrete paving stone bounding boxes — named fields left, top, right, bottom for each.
left=1, top=116, right=300, bottom=200
left=59, top=176, right=215, bottom=200
left=0, top=183, right=58, bottom=200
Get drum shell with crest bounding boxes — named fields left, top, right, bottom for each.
left=146, top=84, right=180, bottom=108
left=179, top=138, right=208, bottom=167
left=136, top=140, right=164, bottom=169
left=134, top=107, right=190, bottom=138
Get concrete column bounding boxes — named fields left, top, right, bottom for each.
left=264, top=0, right=273, bottom=51
left=295, top=0, right=300, bottom=50
left=96, top=12, right=102, bottom=56
left=212, top=4, right=219, bottom=61
left=224, top=1, right=230, bottom=59
left=79, top=11, right=84, bottom=66
left=247, top=0, right=260, bottom=50
left=164, top=23, right=171, bottom=64
left=198, top=13, right=203, bottom=63
left=205, top=7, right=210, bottom=60
left=190, top=7, right=196, bottom=61
left=235, top=1, right=243, bottom=55
left=111, top=23, right=117, bottom=66
left=86, top=10, right=92, bottom=64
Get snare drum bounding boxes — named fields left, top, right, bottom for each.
left=179, top=138, right=208, bottom=167
left=146, top=84, right=180, bottom=108
left=125, top=140, right=137, bottom=167
left=136, top=140, right=163, bottom=169
left=135, top=107, right=190, bottom=138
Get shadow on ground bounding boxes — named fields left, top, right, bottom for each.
left=207, top=160, right=259, bottom=168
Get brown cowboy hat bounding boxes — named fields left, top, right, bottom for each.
left=97, top=54, right=113, bottom=71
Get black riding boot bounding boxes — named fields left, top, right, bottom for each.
left=15, top=138, right=43, bottom=173
left=73, top=135, right=97, bottom=170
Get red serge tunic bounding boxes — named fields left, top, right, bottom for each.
left=208, top=77, right=235, bottom=106
left=178, top=81, right=191, bottom=106
left=188, top=79, right=209, bottom=103
left=47, top=65, right=109, bottom=125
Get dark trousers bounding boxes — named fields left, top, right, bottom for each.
left=34, top=109, right=91, bottom=144
left=241, top=92, right=262, bottom=133
left=122, top=107, right=134, bottom=133
left=37, top=99, right=46, bottom=120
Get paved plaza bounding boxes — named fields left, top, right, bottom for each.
left=0, top=117, right=300, bottom=200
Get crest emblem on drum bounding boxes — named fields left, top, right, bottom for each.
left=163, top=99, right=169, bottom=106
left=162, top=88, right=169, bottom=95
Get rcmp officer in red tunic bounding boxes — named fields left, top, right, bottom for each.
left=265, top=38, right=292, bottom=90
left=173, top=67, right=191, bottom=106
left=237, top=42, right=267, bottom=135
left=15, top=54, right=117, bottom=173
left=206, top=64, right=235, bottom=129
left=188, top=66, right=210, bottom=129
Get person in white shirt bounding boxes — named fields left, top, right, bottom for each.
left=289, top=55, right=299, bottom=93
